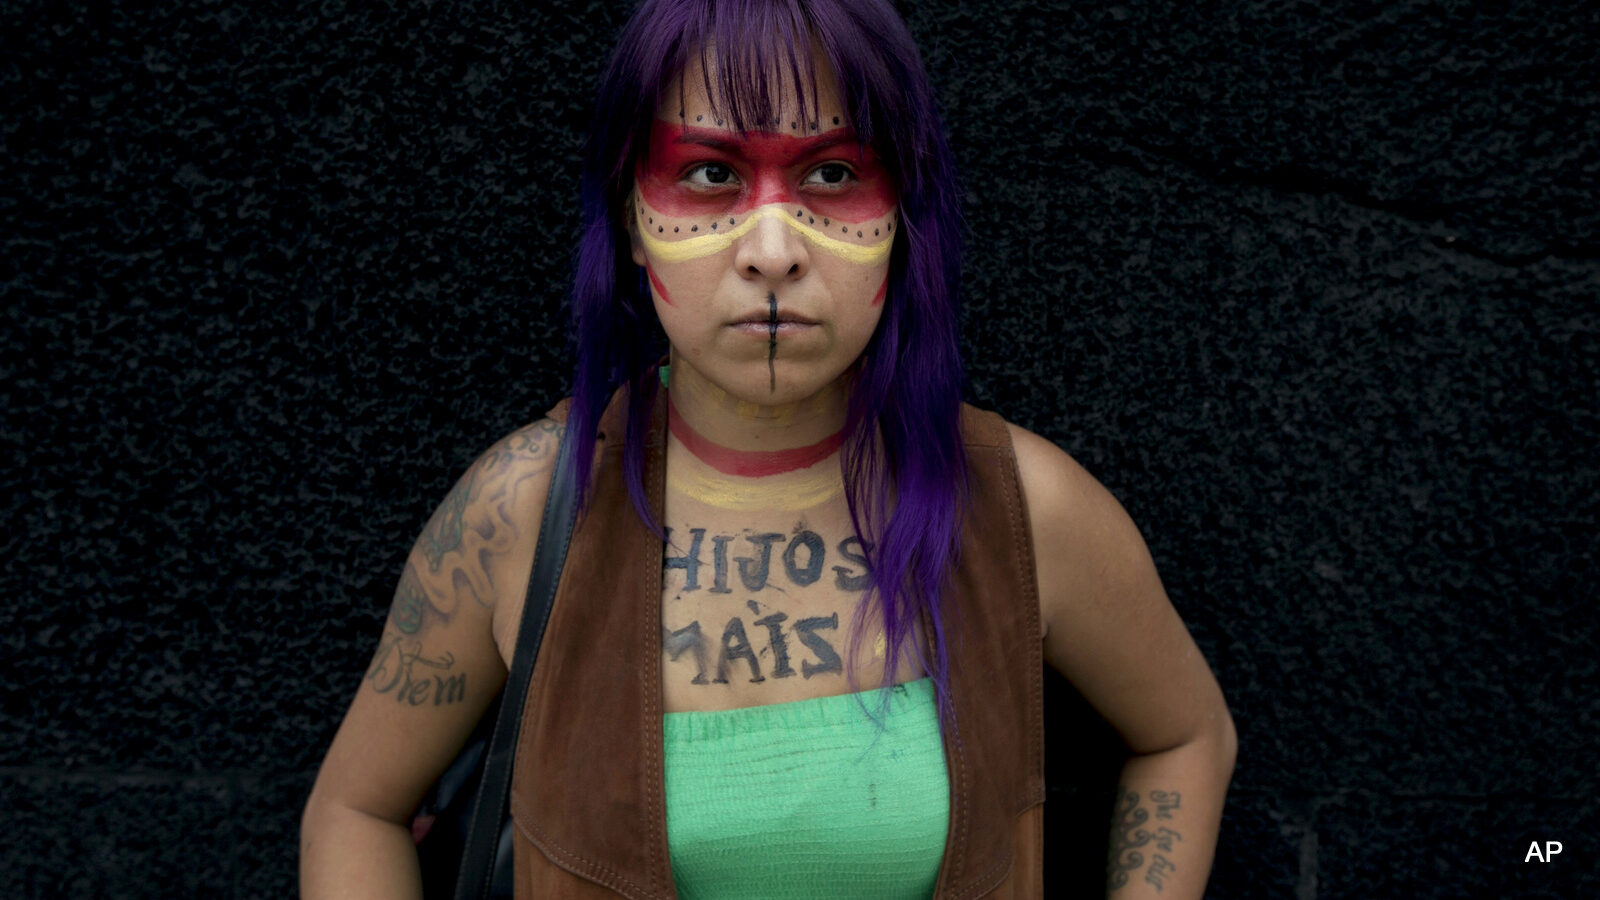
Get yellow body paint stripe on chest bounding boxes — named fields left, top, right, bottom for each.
left=637, top=204, right=894, bottom=265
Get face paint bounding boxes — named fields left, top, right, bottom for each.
left=636, top=204, right=894, bottom=265
left=634, top=62, right=893, bottom=413
left=668, top=393, right=843, bottom=478
left=638, top=122, right=895, bottom=221
left=768, top=292, right=778, bottom=392
left=666, top=464, right=844, bottom=511
left=645, top=263, right=675, bottom=306
left=635, top=121, right=898, bottom=266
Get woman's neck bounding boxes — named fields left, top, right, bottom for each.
left=667, top=398, right=843, bottom=477
left=663, top=355, right=850, bottom=461
left=661, top=353, right=852, bottom=511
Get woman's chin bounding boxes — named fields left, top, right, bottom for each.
left=679, top=355, right=851, bottom=409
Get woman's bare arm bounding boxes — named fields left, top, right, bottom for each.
left=299, top=419, right=564, bottom=899
left=1010, top=423, right=1237, bottom=900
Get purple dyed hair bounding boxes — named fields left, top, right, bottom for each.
left=563, top=0, right=969, bottom=723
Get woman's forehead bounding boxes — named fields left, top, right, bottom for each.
left=657, top=51, right=847, bottom=135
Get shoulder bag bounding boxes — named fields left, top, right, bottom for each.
left=412, top=430, right=578, bottom=899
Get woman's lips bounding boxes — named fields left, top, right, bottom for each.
left=728, top=308, right=818, bottom=335
left=728, top=321, right=818, bottom=335
left=731, top=308, right=817, bottom=325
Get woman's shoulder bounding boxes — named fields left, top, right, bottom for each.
left=957, top=406, right=1106, bottom=514
left=458, top=415, right=569, bottom=560
left=446, top=417, right=567, bottom=531
left=1000, top=417, right=1142, bottom=551
left=469, top=416, right=567, bottom=491
left=1000, top=419, right=1095, bottom=508
left=996, top=418, right=1160, bottom=638
left=446, top=416, right=568, bottom=662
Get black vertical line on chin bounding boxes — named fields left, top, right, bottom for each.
left=767, top=292, right=778, bottom=393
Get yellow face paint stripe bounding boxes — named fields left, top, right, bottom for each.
left=784, top=212, right=894, bottom=265
left=637, top=205, right=894, bottom=265
left=638, top=210, right=759, bottom=261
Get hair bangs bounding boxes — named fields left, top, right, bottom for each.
left=690, top=4, right=819, bottom=139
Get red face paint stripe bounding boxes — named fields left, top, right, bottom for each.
left=668, top=394, right=843, bottom=477
left=872, top=275, right=888, bottom=307
left=645, top=264, right=674, bottom=306
left=637, top=121, right=896, bottom=224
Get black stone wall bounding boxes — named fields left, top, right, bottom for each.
left=4, top=1, right=1594, bottom=896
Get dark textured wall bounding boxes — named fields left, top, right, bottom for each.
left=4, top=0, right=1595, bottom=896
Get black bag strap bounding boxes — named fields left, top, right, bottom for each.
left=454, top=428, right=579, bottom=900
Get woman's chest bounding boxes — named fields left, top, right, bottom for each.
left=657, top=507, right=924, bottom=713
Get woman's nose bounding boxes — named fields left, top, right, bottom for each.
left=734, top=207, right=809, bottom=282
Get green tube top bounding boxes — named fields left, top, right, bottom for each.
left=662, top=678, right=950, bottom=899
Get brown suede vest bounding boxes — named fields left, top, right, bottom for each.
left=510, top=387, right=1045, bottom=898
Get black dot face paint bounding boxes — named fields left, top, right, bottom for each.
left=767, top=292, right=779, bottom=393
left=632, top=84, right=897, bottom=408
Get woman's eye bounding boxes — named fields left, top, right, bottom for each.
left=685, top=163, right=737, bottom=187
left=804, top=163, right=855, bottom=187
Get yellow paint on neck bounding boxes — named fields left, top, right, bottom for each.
left=666, top=462, right=844, bottom=511
left=638, top=204, right=893, bottom=265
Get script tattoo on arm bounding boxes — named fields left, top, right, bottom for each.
left=364, top=629, right=470, bottom=707
left=1106, top=786, right=1185, bottom=894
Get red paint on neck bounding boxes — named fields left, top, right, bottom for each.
left=872, top=275, right=888, bottom=306
left=637, top=121, right=896, bottom=224
left=667, top=392, right=843, bottom=477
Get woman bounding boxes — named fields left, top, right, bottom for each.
left=300, top=1, right=1236, bottom=897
